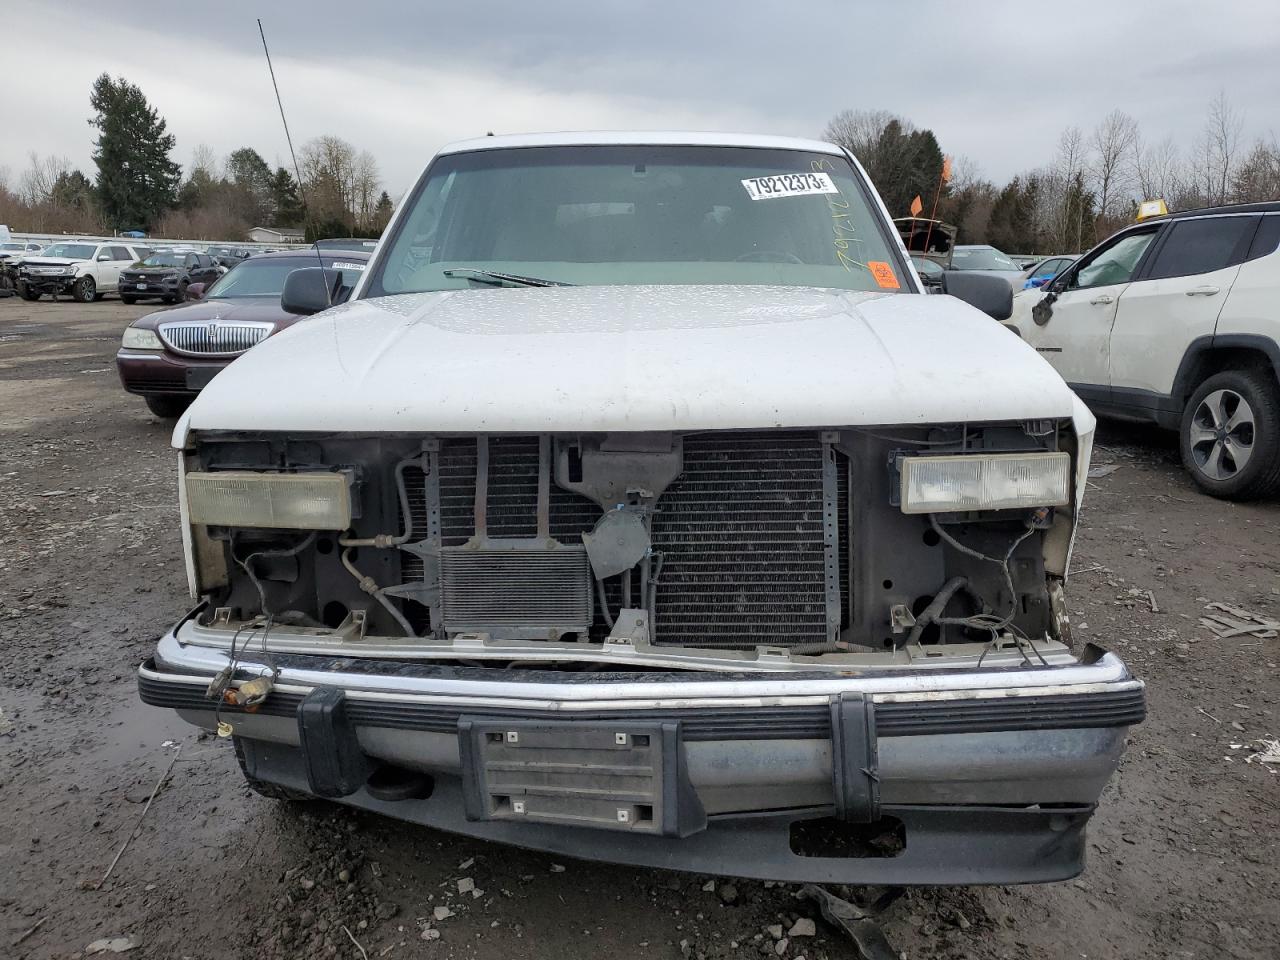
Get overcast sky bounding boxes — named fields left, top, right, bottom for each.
left=3, top=0, right=1278, bottom=199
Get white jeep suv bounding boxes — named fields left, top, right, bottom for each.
left=137, top=132, right=1143, bottom=886
left=17, top=240, right=151, bottom=302
left=1007, top=203, right=1280, bottom=500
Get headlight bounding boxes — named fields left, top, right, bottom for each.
left=185, top=471, right=352, bottom=530
left=899, top=452, right=1071, bottom=514
left=162, top=272, right=178, bottom=281
left=63, top=267, right=78, bottom=275
left=121, top=327, right=162, bottom=349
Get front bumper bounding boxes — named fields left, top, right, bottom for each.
left=121, top=276, right=181, bottom=297
left=140, top=627, right=1144, bottom=885
left=20, top=273, right=76, bottom=294
left=116, top=350, right=227, bottom=396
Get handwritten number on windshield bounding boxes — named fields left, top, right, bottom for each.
left=812, top=159, right=868, bottom=273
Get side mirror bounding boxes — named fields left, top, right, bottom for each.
left=281, top=267, right=332, bottom=316
left=186, top=282, right=206, bottom=301
left=940, top=271, right=1013, bottom=321
left=97, top=254, right=111, bottom=261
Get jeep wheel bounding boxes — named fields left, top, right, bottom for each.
left=1180, top=370, right=1280, bottom=500
left=19, top=283, right=40, bottom=301
left=73, top=276, right=96, bottom=303
left=144, top=395, right=192, bottom=419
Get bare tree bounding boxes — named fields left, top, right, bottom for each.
left=822, top=109, right=903, bottom=164
left=1196, top=92, right=1243, bottom=205
left=189, top=144, right=218, bottom=180
left=1133, top=134, right=1185, bottom=204
left=18, top=152, right=72, bottom=207
left=1232, top=137, right=1280, bottom=203
left=1089, top=110, right=1139, bottom=231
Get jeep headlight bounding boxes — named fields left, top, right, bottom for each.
left=185, top=471, right=352, bottom=529
left=899, top=452, right=1071, bottom=514
left=62, top=266, right=78, bottom=275
left=121, top=327, right=162, bottom=349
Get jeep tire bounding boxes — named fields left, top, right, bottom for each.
left=73, top=276, right=96, bottom=303
left=19, top=283, right=40, bottom=301
left=1180, top=369, right=1280, bottom=500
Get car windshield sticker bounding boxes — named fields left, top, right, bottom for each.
left=329, top=261, right=366, bottom=271
left=867, top=261, right=900, bottom=289
left=741, top=172, right=837, bottom=201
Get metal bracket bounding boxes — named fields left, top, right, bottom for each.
left=830, top=692, right=880, bottom=823
left=820, top=438, right=841, bottom=642
left=605, top=608, right=650, bottom=647
left=889, top=604, right=916, bottom=635
left=799, top=885, right=903, bottom=960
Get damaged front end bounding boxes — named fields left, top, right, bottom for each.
left=175, top=419, right=1089, bottom=667
left=142, top=415, right=1144, bottom=884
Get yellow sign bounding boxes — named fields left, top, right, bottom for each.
left=1136, top=198, right=1169, bottom=221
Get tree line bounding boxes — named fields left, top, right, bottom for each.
left=826, top=94, right=1279, bottom=253
left=0, top=74, right=393, bottom=241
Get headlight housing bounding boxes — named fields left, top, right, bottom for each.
left=899, top=452, right=1071, bottom=514
left=185, top=471, right=352, bottom=530
left=121, top=327, right=162, bottom=350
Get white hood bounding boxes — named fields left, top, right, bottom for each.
left=175, top=284, right=1078, bottom=444
left=20, top=256, right=85, bottom=267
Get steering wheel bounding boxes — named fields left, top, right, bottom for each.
left=734, top=249, right=804, bottom=264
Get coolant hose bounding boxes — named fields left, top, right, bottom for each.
left=904, top=576, right=970, bottom=648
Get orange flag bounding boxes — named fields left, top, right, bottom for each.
left=941, top=156, right=953, bottom=184
left=909, top=195, right=923, bottom=217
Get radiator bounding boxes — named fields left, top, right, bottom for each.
left=417, top=431, right=847, bottom=649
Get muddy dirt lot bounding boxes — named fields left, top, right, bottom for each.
left=1, top=296, right=1277, bottom=960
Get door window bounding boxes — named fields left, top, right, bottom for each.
left=110, top=246, right=132, bottom=260
left=1145, top=216, right=1259, bottom=280
left=1070, top=230, right=1158, bottom=290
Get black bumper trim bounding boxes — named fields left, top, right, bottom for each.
left=237, top=737, right=1095, bottom=886
left=138, top=658, right=1145, bottom=740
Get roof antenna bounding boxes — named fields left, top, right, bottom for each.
left=257, top=17, right=330, bottom=303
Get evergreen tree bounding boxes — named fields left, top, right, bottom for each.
left=373, top=190, right=394, bottom=228
left=50, top=170, right=96, bottom=211
left=226, top=148, right=273, bottom=224
left=270, top=167, right=303, bottom=227
left=88, top=74, right=181, bottom=231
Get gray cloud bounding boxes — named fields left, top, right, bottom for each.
left=3, top=0, right=1277, bottom=198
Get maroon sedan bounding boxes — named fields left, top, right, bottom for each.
left=116, top=250, right=369, bottom=417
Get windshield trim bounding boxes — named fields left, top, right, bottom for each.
left=359, top=143, right=918, bottom=301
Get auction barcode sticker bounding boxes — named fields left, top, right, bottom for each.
left=741, top=172, right=838, bottom=200
left=329, top=261, right=366, bottom=271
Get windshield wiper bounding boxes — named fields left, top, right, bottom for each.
left=442, top=267, right=572, bottom=288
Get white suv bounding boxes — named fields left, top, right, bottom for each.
left=1007, top=203, right=1280, bottom=500
left=16, top=240, right=151, bottom=302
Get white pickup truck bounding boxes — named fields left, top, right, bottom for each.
left=138, top=132, right=1143, bottom=886
left=17, top=239, right=150, bottom=302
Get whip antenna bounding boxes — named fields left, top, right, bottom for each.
left=257, top=18, right=329, bottom=300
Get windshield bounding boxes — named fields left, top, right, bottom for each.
left=204, top=257, right=364, bottom=298
left=139, top=252, right=186, bottom=268
left=41, top=243, right=95, bottom=259
left=951, top=246, right=1020, bottom=271
left=366, top=145, right=908, bottom=297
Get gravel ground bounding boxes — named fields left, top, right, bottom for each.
left=1, top=296, right=1277, bottom=960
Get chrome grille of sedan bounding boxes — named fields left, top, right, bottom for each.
left=157, top=321, right=272, bottom=356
